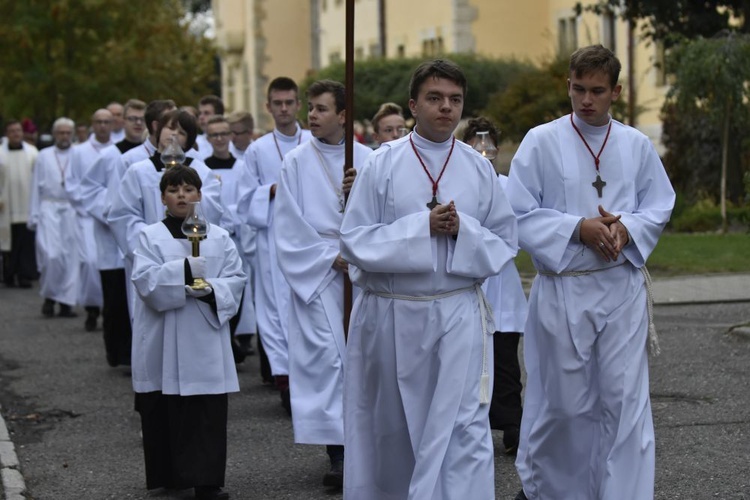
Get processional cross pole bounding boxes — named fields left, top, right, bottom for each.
left=343, top=0, right=355, bottom=339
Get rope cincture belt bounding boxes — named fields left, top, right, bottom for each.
left=368, top=283, right=496, bottom=405
left=537, top=262, right=660, bottom=356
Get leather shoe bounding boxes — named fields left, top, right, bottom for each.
left=58, top=305, right=78, bottom=318
left=42, top=299, right=55, bottom=318
left=85, top=312, right=97, bottom=332
left=322, top=459, right=343, bottom=488
left=194, top=486, right=229, bottom=500
left=514, top=489, right=528, bottom=500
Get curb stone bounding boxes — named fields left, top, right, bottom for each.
left=0, top=405, right=26, bottom=500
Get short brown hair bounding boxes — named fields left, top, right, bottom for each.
left=462, top=117, right=499, bottom=147
left=569, top=44, right=621, bottom=89
left=307, top=80, right=346, bottom=113
left=409, top=59, right=467, bottom=101
left=199, top=95, right=225, bottom=116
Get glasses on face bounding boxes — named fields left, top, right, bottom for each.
left=231, top=129, right=249, bottom=136
left=126, top=116, right=145, bottom=124
left=208, top=132, right=231, bottom=139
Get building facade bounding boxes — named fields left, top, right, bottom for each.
left=213, top=0, right=668, bottom=146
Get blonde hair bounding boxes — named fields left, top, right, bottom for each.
left=371, top=102, right=404, bottom=133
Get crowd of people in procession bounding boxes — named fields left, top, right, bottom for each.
left=0, top=44, right=675, bottom=500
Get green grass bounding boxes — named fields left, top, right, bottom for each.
left=513, top=232, right=750, bottom=277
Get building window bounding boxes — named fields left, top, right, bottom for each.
left=329, top=51, right=342, bottom=64
left=355, top=46, right=364, bottom=60
left=369, top=43, right=381, bottom=58
left=421, top=37, right=444, bottom=57
left=558, top=16, right=578, bottom=55
left=397, top=44, right=405, bottom=58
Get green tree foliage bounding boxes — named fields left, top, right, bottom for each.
left=483, top=56, right=627, bottom=144
left=0, top=0, right=217, bottom=129
left=298, top=55, right=532, bottom=123
left=576, top=1, right=749, bottom=45
left=665, top=33, right=750, bottom=230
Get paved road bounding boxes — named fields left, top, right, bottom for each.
left=0, top=275, right=748, bottom=499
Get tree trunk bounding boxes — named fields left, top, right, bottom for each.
left=720, top=101, right=730, bottom=234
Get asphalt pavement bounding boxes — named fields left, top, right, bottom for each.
left=0, top=273, right=748, bottom=500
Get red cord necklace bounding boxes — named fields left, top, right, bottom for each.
left=570, top=113, right=612, bottom=198
left=409, top=134, right=456, bottom=209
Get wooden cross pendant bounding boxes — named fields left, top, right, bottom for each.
left=592, top=174, right=606, bottom=198
left=426, top=196, right=439, bottom=210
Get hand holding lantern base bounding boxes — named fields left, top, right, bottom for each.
left=181, top=201, right=211, bottom=290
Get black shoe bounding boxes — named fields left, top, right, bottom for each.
left=58, top=305, right=78, bottom=318
left=42, top=299, right=55, bottom=318
left=194, top=486, right=229, bottom=500
left=514, top=489, right=528, bottom=500
left=280, top=388, right=291, bottom=416
left=237, top=335, right=255, bottom=356
left=231, top=337, right=247, bottom=364
left=322, top=459, right=343, bottom=488
left=84, top=311, right=97, bottom=332
left=503, top=425, right=520, bottom=456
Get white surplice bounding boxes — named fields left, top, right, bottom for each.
left=79, top=143, right=134, bottom=271
left=131, top=221, right=244, bottom=396
left=339, top=131, right=518, bottom=500
left=28, top=146, right=79, bottom=305
left=207, top=155, right=256, bottom=335
left=66, top=138, right=112, bottom=306
left=506, top=114, right=675, bottom=500
left=108, top=157, right=224, bottom=317
left=237, top=127, right=312, bottom=376
left=274, top=138, right=371, bottom=445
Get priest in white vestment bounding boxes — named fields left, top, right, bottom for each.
left=79, top=99, right=147, bottom=366
left=204, top=115, right=257, bottom=359
left=274, top=80, right=371, bottom=488
left=66, top=108, right=113, bottom=330
left=27, top=118, right=79, bottom=317
left=237, top=76, right=313, bottom=404
left=340, top=60, right=518, bottom=500
left=506, top=45, right=675, bottom=500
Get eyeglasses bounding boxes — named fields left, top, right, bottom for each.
left=231, top=129, right=250, bottom=136
left=208, top=132, right=231, bottom=139
left=125, top=116, right=145, bottom=123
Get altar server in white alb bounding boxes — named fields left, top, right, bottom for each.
left=66, top=108, right=114, bottom=331
left=237, top=76, right=312, bottom=406
left=274, top=79, right=370, bottom=488
left=79, top=99, right=147, bottom=366
left=340, top=59, right=518, bottom=500
left=27, top=118, right=79, bottom=318
left=131, top=166, right=244, bottom=500
left=203, top=114, right=257, bottom=358
left=506, top=45, right=675, bottom=500
left=108, top=109, right=224, bottom=317
left=463, top=117, right=527, bottom=456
